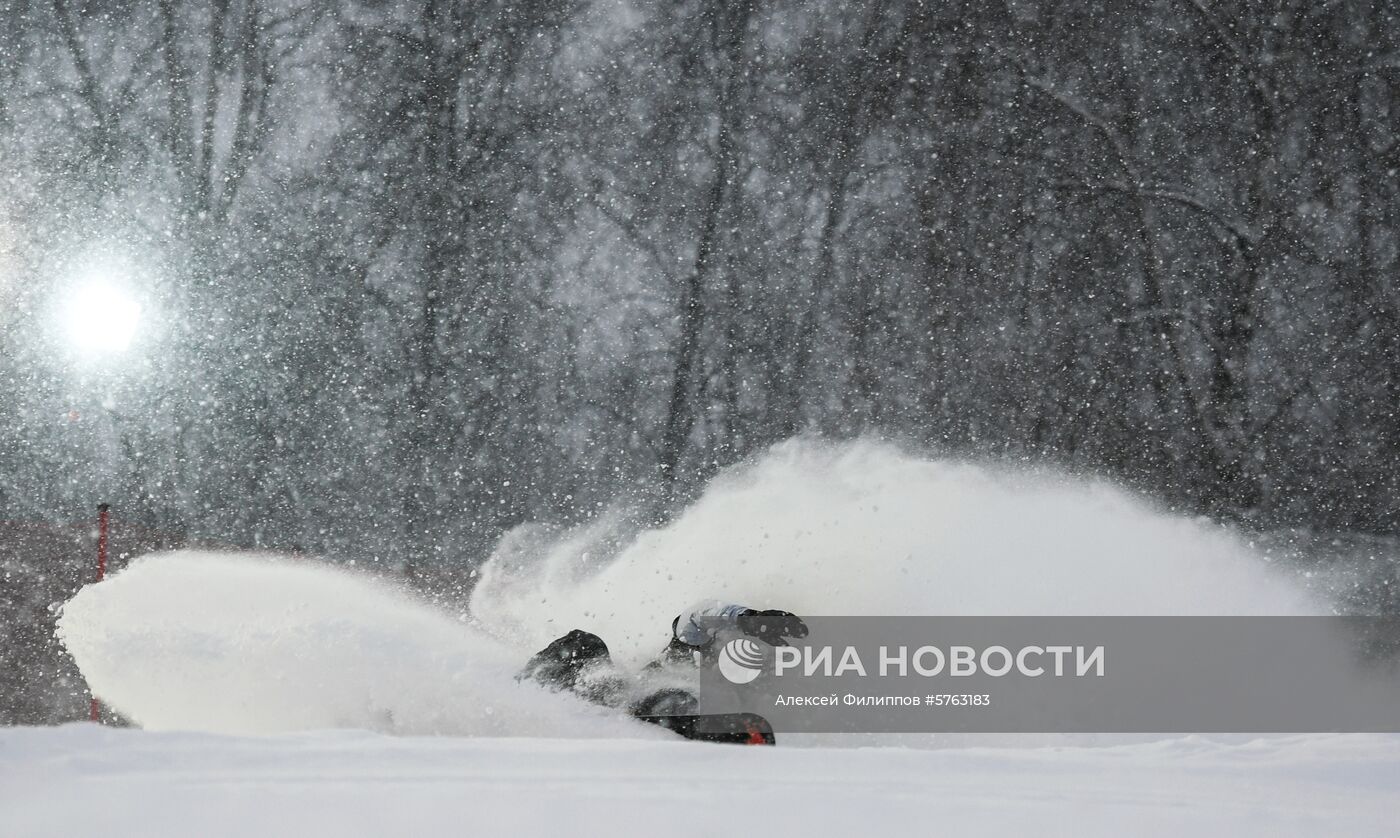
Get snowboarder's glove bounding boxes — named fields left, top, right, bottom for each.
left=736, top=609, right=809, bottom=646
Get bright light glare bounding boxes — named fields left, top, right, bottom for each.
left=64, top=281, right=142, bottom=354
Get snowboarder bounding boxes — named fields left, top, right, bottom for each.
left=516, top=600, right=807, bottom=743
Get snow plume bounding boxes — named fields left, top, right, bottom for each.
left=57, top=551, right=652, bottom=738
left=470, top=439, right=1320, bottom=667
left=57, top=440, right=1320, bottom=738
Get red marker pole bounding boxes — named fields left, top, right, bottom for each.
left=96, top=503, right=109, bottom=582
left=90, top=503, right=110, bottom=723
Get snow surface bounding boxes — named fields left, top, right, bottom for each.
left=2, top=726, right=1398, bottom=838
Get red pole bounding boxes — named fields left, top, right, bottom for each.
left=90, top=503, right=110, bottom=723
left=96, top=503, right=109, bottom=582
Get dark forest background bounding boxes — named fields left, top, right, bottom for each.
left=2, top=1, right=1400, bottom=720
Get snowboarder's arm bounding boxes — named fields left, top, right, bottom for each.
left=672, top=600, right=809, bottom=648
left=673, top=600, right=751, bottom=647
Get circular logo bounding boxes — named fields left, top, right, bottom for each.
left=718, top=638, right=766, bottom=684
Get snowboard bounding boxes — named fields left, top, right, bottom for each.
left=635, top=712, right=776, bottom=746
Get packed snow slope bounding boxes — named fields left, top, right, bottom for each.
left=3, top=726, right=1399, bottom=838
left=59, top=440, right=1319, bottom=736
